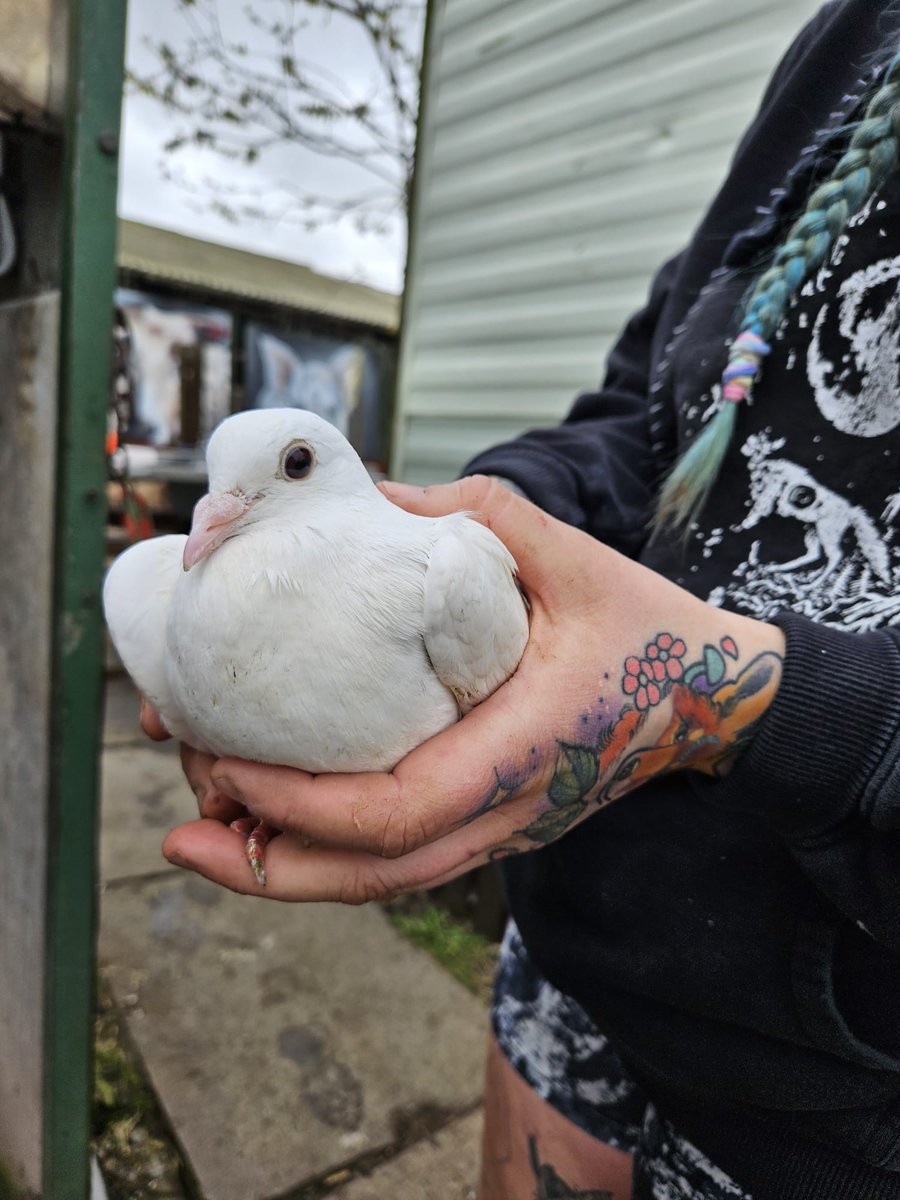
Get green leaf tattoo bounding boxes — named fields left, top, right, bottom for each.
left=547, top=742, right=599, bottom=807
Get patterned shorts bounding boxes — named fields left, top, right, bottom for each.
left=492, top=922, right=752, bottom=1200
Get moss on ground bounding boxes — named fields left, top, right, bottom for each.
left=92, top=981, right=189, bottom=1199
left=385, top=898, right=499, bottom=1003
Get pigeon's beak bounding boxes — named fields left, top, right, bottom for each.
left=183, top=491, right=256, bottom=571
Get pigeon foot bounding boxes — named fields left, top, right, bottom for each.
left=230, top=816, right=279, bottom=887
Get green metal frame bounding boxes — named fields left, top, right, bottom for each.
left=43, top=0, right=127, bottom=1195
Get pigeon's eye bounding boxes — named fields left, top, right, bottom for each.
left=282, top=443, right=315, bottom=481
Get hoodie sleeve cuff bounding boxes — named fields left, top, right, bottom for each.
left=692, top=612, right=900, bottom=839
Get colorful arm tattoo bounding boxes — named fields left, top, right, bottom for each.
left=483, top=633, right=782, bottom=856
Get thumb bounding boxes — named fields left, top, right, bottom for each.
left=378, top=477, right=484, bottom=516
left=140, top=696, right=172, bottom=742
left=378, top=474, right=523, bottom=517
left=378, top=474, right=571, bottom=586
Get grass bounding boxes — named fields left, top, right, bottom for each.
left=0, top=993, right=185, bottom=1200
left=92, top=981, right=189, bottom=1199
left=385, top=898, right=499, bottom=1003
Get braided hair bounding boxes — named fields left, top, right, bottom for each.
left=655, top=45, right=900, bottom=532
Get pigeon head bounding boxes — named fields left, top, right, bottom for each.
left=183, top=407, right=373, bottom=570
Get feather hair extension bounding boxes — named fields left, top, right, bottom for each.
left=655, top=404, right=737, bottom=533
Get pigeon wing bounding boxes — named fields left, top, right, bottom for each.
left=422, top=517, right=529, bottom=714
left=103, top=535, right=204, bottom=746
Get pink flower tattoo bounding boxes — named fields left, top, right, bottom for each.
left=645, top=632, right=686, bottom=681
left=622, top=633, right=687, bottom=710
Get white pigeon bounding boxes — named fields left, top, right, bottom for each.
left=104, top=408, right=530, bottom=882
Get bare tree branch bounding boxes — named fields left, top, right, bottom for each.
left=128, top=0, right=422, bottom=233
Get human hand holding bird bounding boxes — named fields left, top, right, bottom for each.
left=104, top=409, right=529, bottom=884
left=143, top=472, right=785, bottom=903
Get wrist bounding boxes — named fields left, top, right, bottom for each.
left=601, top=613, right=784, bottom=802
left=692, top=615, right=900, bottom=838
left=687, top=613, right=785, bottom=777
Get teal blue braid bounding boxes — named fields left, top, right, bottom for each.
left=655, top=49, right=900, bottom=532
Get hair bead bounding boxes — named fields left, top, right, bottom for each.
left=719, top=330, right=772, bottom=404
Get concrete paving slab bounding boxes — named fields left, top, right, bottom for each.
left=332, top=1110, right=481, bottom=1200
left=99, top=875, right=488, bottom=1200
left=100, top=744, right=196, bottom=884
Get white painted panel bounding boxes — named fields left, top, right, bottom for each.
left=420, top=154, right=731, bottom=257
left=395, top=0, right=824, bottom=482
left=435, top=0, right=796, bottom=127
left=426, top=88, right=753, bottom=214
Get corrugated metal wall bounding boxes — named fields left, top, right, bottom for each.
left=393, top=0, right=823, bottom=482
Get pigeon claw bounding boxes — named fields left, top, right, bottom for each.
left=230, top=816, right=278, bottom=888
left=247, top=829, right=268, bottom=888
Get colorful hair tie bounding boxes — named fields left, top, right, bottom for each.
left=721, top=330, right=772, bottom=403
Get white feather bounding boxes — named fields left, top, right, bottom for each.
left=103, top=409, right=529, bottom=773
left=102, top=535, right=209, bottom=749
left=423, top=516, right=528, bottom=713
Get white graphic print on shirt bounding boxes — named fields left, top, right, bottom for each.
left=702, top=196, right=900, bottom=631
left=707, top=432, right=900, bottom=631
left=808, top=255, right=900, bottom=437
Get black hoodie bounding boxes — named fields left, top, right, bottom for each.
left=465, top=4, right=900, bottom=1196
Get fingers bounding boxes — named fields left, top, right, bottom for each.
left=140, top=697, right=171, bottom=741
left=210, top=759, right=413, bottom=854
left=141, top=702, right=245, bottom=822
left=210, top=758, right=461, bottom=859
left=379, top=475, right=569, bottom=587
left=163, top=819, right=431, bottom=901
left=209, top=677, right=545, bottom=858
left=181, top=743, right=247, bottom=822
left=139, top=697, right=246, bottom=821
left=162, top=805, right=528, bottom=902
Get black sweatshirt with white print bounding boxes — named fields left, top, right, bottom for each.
left=465, top=3, right=900, bottom=1197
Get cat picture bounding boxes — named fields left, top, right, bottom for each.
left=253, top=333, right=365, bottom=438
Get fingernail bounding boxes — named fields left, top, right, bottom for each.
left=379, top=481, right=420, bottom=500
left=213, top=773, right=245, bottom=804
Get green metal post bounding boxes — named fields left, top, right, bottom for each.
left=43, top=0, right=127, bottom=1195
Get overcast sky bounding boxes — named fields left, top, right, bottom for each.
left=118, top=0, right=424, bottom=295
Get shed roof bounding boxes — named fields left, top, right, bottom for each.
left=117, top=220, right=400, bottom=334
